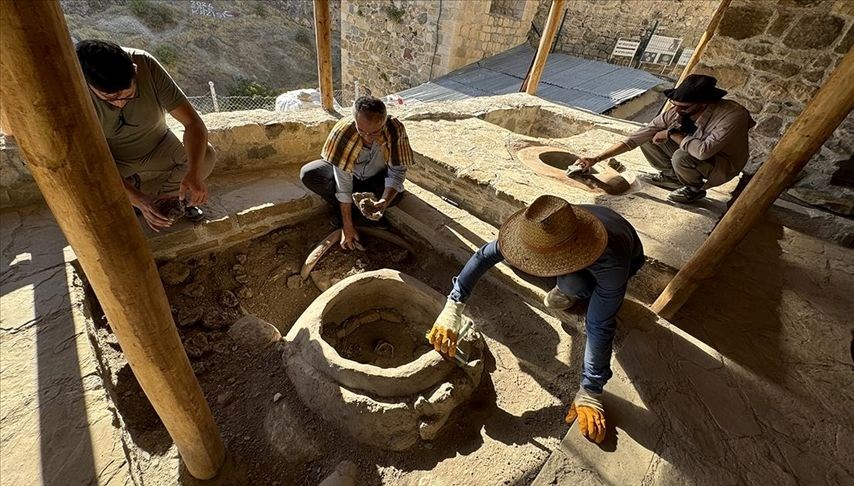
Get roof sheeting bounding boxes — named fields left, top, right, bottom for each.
left=397, top=45, right=667, bottom=114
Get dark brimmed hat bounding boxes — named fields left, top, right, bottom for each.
left=664, top=74, right=727, bottom=103
left=498, top=196, right=608, bottom=277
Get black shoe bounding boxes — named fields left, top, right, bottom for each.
left=639, top=172, right=682, bottom=190
left=668, top=186, right=707, bottom=203
left=185, top=206, right=205, bottom=222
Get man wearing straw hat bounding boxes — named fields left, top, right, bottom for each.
left=575, top=74, right=755, bottom=204
left=427, top=195, right=644, bottom=444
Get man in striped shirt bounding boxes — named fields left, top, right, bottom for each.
left=300, top=96, right=414, bottom=249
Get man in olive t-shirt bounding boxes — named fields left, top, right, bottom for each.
left=76, top=39, right=216, bottom=231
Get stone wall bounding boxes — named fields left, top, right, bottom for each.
left=528, top=0, right=720, bottom=67
left=696, top=0, right=853, bottom=215
left=339, top=0, right=537, bottom=102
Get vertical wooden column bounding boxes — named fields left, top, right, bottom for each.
left=659, top=0, right=731, bottom=114
left=652, top=48, right=854, bottom=319
left=0, top=0, right=225, bottom=479
left=525, top=0, right=566, bottom=96
left=314, top=0, right=334, bottom=110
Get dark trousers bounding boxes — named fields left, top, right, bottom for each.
left=299, top=159, right=402, bottom=209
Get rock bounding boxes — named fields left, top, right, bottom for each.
left=183, top=333, right=211, bottom=359
left=232, top=264, right=245, bottom=273
left=234, top=273, right=250, bottom=285
left=177, top=307, right=204, bottom=327
left=191, top=361, right=207, bottom=375
left=237, top=287, right=253, bottom=299
left=220, top=290, right=239, bottom=308
left=718, top=6, right=772, bottom=40
left=213, top=340, right=233, bottom=355
left=264, top=402, right=323, bottom=463
left=784, top=14, right=845, bottom=50
left=235, top=254, right=247, bottom=264
left=217, top=390, right=234, bottom=406
left=159, top=261, right=191, bottom=286
left=228, top=315, right=282, bottom=349
left=202, top=311, right=230, bottom=330
left=286, top=274, right=302, bottom=289
left=273, top=393, right=282, bottom=402
left=318, top=460, right=358, bottom=486
left=310, top=271, right=341, bottom=292
left=182, top=282, right=205, bottom=298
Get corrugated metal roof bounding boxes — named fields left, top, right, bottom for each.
left=397, top=45, right=667, bottom=114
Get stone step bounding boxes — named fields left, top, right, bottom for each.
left=144, top=165, right=325, bottom=259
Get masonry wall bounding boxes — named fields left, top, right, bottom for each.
left=339, top=0, right=537, bottom=102
left=528, top=0, right=720, bottom=67
left=696, top=0, right=853, bottom=215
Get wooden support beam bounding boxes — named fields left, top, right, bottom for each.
left=314, top=0, right=334, bottom=111
left=0, top=1, right=225, bottom=479
left=659, top=0, right=731, bottom=115
left=652, top=47, right=854, bottom=319
left=525, top=0, right=566, bottom=96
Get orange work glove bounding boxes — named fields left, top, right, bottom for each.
left=426, top=299, right=465, bottom=358
left=564, top=387, right=606, bottom=444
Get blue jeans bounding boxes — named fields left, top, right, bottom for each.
left=449, top=240, right=645, bottom=394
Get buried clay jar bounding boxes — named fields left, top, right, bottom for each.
left=282, top=269, right=485, bottom=450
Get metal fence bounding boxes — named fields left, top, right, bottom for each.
left=188, top=85, right=351, bottom=115
left=187, top=95, right=277, bottom=115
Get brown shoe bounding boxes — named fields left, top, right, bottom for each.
left=544, top=286, right=577, bottom=310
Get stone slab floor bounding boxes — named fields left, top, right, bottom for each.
left=2, top=201, right=852, bottom=483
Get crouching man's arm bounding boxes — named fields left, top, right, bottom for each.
left=169, top=101, right=209, bottom=206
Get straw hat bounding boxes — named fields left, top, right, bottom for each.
left=498, top=196, right=608, bottom=277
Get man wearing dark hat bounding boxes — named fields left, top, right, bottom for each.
left=575, top=74, right=755, bottom=203
left=427, top=195, right=645, bottom=444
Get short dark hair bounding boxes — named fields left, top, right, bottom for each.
left=353, top=96, right=387, bottom=119
left=76, top=40, right=135, bottom=93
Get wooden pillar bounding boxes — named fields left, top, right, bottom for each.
left=0, top=1, right=225, bottom=479
left=313, top=0, right=334, bottom=111
left=525, top=0, right=566, bottom=96
left=652, top=48, right=854, bottom=319
left=659, top=0, right=731, bottom=115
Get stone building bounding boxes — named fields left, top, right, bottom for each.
left=695, top=0, right=853, bottom=215
left=339, top=0, right=537, bottom=101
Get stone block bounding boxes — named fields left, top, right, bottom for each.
left=752, top=59, right=801, bottom=78
left=755, top=115, right=784, bottom=138
left=718, top=6, right=773, bottom=40
left=783, top=14, right=845, bottom=49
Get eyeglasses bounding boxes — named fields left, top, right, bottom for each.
left=355, top=121, right=385, bottom=138
left=92, top=80, right=139, bottom=103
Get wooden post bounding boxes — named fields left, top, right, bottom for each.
left=525, top=0, right=566, bottom=96
left=0, top=1, right=226, bottom=479
left=659, top=0, right=731, bottom=115
left=314, top=0, right=334, bottom=111
left=652, top=48, right=854, bottom=319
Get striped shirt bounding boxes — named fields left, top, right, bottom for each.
left=332, top=142, right=407, bottom=203
left=321, top=115, right=414, bottom=173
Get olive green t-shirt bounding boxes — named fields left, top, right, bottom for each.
left=89, top=48, right=188, bottom=162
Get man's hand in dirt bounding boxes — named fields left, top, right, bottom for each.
left=564, top=387, right=606, bottom=444
left=575, top=157, right=598, bottom=170
left=340, top=223, right=360, bottom=250
left=426, top=299, right=465, bottom=358
left=131, top=193, right=173, bottom=232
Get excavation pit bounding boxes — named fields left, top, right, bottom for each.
left=283, top=269, right=485, bottom=450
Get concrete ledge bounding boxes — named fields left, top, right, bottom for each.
left=146, top=166, right=326, bottom=259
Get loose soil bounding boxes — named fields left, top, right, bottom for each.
left=85, top=221, right=581, bottom=485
